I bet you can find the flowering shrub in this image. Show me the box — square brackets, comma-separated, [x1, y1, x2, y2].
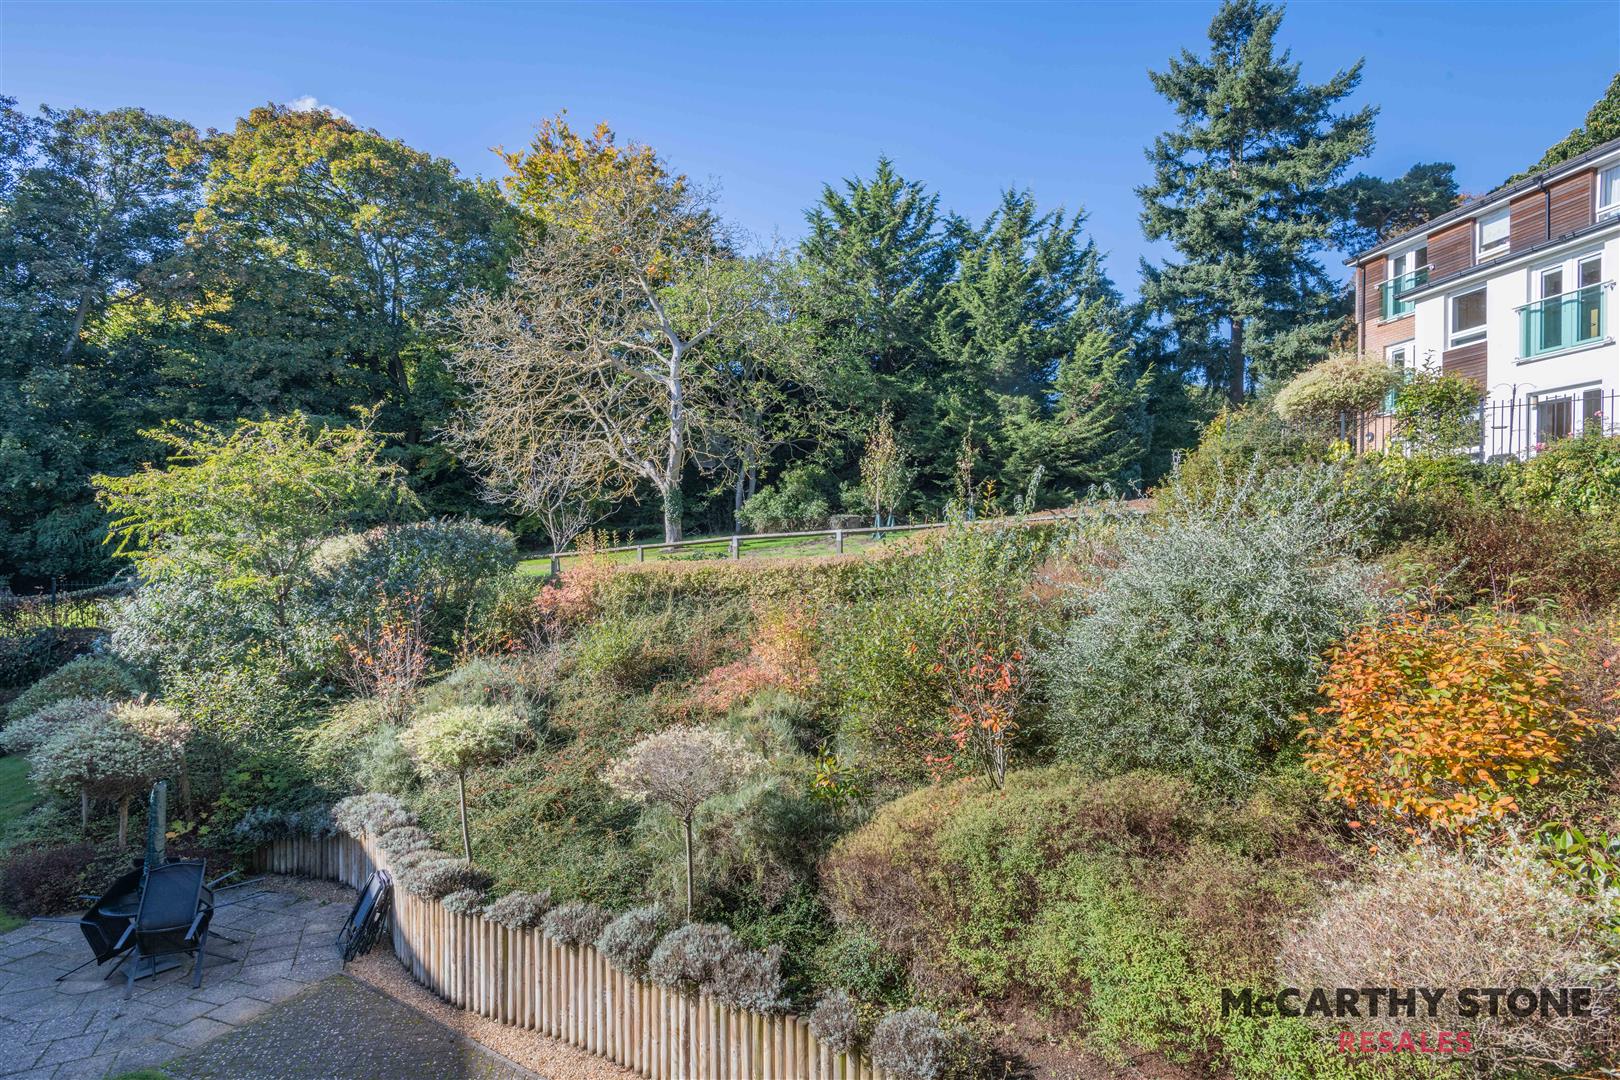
[543, 900, 610, 946]
[596, 904, 670, 976]
[647, 922, 787, 1013]
[1279, 846, 1616, 1073]
[232, 806, 336, 845]
[6, 655, 146, 723]
[332, 793, 415, 836]
[441, 888, 486, 915]
[374, 825, 435, 858]
[1302, 612, 1602, 835]
[395, 857, 491, 900]
[484, 889, 553, 930]
[1504, 428, 1620, 516]
[869, 1008, 947, 1080]
[808, 989, 861, 1053]
[689, 601, 819, 714]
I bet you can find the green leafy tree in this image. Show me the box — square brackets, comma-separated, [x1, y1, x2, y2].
[1138, 0, 1375, 402]
[165, 104, 515, 444]
[0, 99, 201, 578]
[92, 412, 416, 633]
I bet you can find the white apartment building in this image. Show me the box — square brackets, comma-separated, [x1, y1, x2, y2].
[1352, 136, 1620, 456]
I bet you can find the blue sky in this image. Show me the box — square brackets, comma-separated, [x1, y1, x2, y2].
[3, 1, 1616, 292]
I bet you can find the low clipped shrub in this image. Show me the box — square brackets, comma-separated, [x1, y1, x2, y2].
[1047, 464, 1382, 790]
[543, 900, 611, 946]
[332, 793, 417, 837]
[395, 857, 492, 900]
[0, 843, 98, 916]
[6, 655, 145, 723]
[596, 904, 670, 976]
[441, 888, 486, 915]
[646, 922, 787, 1013]
[389, 847, 446, 875]
[808, 989, 861, 1053]
[1504, 428, 1620, 516]
[869, 1008, 947, 1080]
[230, 806, 335, 846]
[416, 657, 549, 724]
[1280, 846, 1617, 1074]
[484, 889, 554, 930]
[0, 697, 111, 755]
[374, 825, 436, 858]
[1303, 611, 1602, 835]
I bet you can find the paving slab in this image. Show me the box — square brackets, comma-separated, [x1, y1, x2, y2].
[0, 882, 349, 1079]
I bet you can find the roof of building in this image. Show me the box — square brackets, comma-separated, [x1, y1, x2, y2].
[1348, 134, 1620, 265]
[1396, 213, 1620, 302]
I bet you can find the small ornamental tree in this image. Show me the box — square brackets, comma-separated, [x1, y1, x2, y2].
[859, 408, 909, 530]
[400, 705, 527, 860]
[604, 725, 765, 916]
[1272, 350, 1402, 428]
[1302, 612, 1603, 836]
[30, 705, 183, 846]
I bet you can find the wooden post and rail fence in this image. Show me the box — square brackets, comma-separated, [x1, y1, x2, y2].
[535, 508, 1090, 575]
[257, 832, 890, 1080]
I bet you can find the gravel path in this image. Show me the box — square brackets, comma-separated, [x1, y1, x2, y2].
[162, 974, 537, 1080]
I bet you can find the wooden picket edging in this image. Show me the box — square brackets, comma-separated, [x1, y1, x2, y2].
[258, 833, 884, 1079]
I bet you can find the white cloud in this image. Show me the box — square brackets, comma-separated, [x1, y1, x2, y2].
[284, 95, 352, 123]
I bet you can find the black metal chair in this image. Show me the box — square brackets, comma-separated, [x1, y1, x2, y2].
[337, 869, 392, 963]
[114, 858, 215, 998]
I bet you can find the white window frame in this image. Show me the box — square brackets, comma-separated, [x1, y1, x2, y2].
[1476, 206, 1511, 260]
[1382, 340, 1415, 413]
[1598, 163, 1620, 221]
[1448, 285, 1488, 347]
[1530, 382, 1606, 445]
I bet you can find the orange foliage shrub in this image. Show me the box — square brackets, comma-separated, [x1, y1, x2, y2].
[689, 601, 819, 714]
[533, 554, 615, 640]
[1302, 612, 1605, 836]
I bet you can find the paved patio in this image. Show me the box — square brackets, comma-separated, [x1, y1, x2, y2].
[0, 883, 349, 1079]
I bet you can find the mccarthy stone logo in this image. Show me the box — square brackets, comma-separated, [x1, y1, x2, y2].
[1221, 986, 1597, 1055]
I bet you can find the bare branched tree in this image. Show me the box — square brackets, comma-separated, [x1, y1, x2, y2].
[448, 169, 791, 544]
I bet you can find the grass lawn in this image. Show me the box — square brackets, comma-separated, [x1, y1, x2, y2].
[517, 529, 914, 576]
[0, 755, 40, 933]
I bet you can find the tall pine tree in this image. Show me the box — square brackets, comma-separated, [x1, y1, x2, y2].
[1138, 0, 1373, 402]
[797, 158, 960, 489]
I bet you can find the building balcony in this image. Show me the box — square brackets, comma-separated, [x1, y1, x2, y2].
[1379, 268, 1427, 319]
[1518, 282, 1611, 359]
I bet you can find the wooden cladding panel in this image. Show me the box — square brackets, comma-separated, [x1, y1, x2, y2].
[1510, 191, 1547, 253]
[1549, 171, 1595, 238]
[1360, 259, 1386, 324]
[1442, 341, 1488, 388]
[1428, 220, 1475, 278]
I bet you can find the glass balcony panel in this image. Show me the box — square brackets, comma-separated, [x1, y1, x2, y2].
[1520, 284, 1608, 358]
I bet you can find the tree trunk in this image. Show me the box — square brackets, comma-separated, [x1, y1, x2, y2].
[1228, 317, 1246, 404]
[117, 796, 130, 850]
[661, 487, 683, 545]
[457, 770, 472, 862]
[682, 816, 695, 919]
